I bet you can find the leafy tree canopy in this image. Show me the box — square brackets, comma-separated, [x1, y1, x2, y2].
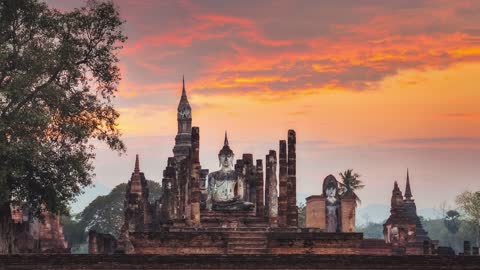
[0, 0, 126, 216]
[444, 210, 461, 234]
[339, 169, 365, 204]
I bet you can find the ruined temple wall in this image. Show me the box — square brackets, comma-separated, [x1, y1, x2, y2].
[128, 232, 227, 255]
[268, 232, 363, 255]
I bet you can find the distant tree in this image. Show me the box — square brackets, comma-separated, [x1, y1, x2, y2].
[0, 0, 127, 222]
[455, 191, 480, 246]
[339, 169, 365, 204]
[70, 181, 162, 243]
[61, 214, 84, 248]
[297, 202, 306, 228]
[357, 222, 384, 239]
[444, 210, 461, 234]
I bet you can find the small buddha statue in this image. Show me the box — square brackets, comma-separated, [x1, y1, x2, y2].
[206, 132, 254, 211]
[323, 175, 341, 232]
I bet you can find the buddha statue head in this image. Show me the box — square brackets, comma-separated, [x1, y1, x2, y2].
[323, 174, 340, 204]
[218, 132, 234, 170]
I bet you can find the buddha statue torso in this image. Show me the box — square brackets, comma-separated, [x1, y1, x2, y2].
[206, 133, 254, 211]
[208, 170, 243, 203]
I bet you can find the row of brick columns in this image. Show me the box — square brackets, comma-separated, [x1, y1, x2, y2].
[265, 130, 297, 227]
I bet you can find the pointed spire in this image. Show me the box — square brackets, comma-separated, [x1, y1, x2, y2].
[130, 154, 143, 195]
[219, 131, 234, 157]
[393, 181, 399, 192]
[134, 154, 140, 173]
[405, 168, 413, 200]
[224, 131, 229, 146]
[182, 75, 186, 97]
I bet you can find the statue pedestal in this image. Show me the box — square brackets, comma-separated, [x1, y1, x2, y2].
[200, 208, 266, 228]
[212, 200, 254, 211]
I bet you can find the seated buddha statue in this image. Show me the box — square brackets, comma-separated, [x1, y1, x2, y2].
[206, 132, 254, 211]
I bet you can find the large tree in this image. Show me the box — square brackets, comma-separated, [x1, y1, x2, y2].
[0, 0, 126, 217]
[455, 191, 480, 246]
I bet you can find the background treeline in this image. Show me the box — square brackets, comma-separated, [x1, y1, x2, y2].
[63, 181, 161, 253]
[357, 217, 478, 253]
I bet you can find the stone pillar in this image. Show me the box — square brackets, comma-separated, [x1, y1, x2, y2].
[200, 169, 209, 209]
[178, 158, 191, 222]
[306, 195, 326, 229]
[161, 158, 177, 221]
[278, 140, 288, 227]
[287, 129, 298, 227]
[340, 197, 356, 232]
[267, 150, 278, 226]
[265, 154, 271, 216]
[464, 241, 471, 255]
[255, 159, 264, 217]
[190, 127, 201, 226]
[88, 230, 98, 254]
[243, 154, 255, 203]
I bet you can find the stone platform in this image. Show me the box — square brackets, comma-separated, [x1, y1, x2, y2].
[127, 226, 386, 255]
[1, 254, 480, 270]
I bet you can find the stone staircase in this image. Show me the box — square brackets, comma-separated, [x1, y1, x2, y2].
[227, 231, 268, 254]
[200, 209, 268, 228]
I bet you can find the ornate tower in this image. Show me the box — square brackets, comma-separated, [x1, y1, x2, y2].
[123, 155, 151, 232]
[173, 76, 192, 160]
[403, 169, 429, 241]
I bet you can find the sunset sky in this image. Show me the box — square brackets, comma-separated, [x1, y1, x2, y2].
[47, 0, 480, 217]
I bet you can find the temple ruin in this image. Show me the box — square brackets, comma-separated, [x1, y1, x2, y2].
[88, 78, 446, 255]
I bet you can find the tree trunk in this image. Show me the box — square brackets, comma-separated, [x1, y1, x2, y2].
[477, 220, 480, 247]
[0, 204, 16, 254]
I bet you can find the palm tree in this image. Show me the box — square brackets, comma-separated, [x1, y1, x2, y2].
[339, 169, 365, 204]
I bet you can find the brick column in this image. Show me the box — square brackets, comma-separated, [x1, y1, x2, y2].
[190, 127, 201, 226]
[255, 159, 264, 217]
[243, 154, 255, 203]
[278, 140, 288, 227]
[265, 153, 271, 216]
[287, 129, 298, 227]
[267, 150, 278, 226]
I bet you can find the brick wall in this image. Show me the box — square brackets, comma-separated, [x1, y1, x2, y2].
[1, 254, 480, 269]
